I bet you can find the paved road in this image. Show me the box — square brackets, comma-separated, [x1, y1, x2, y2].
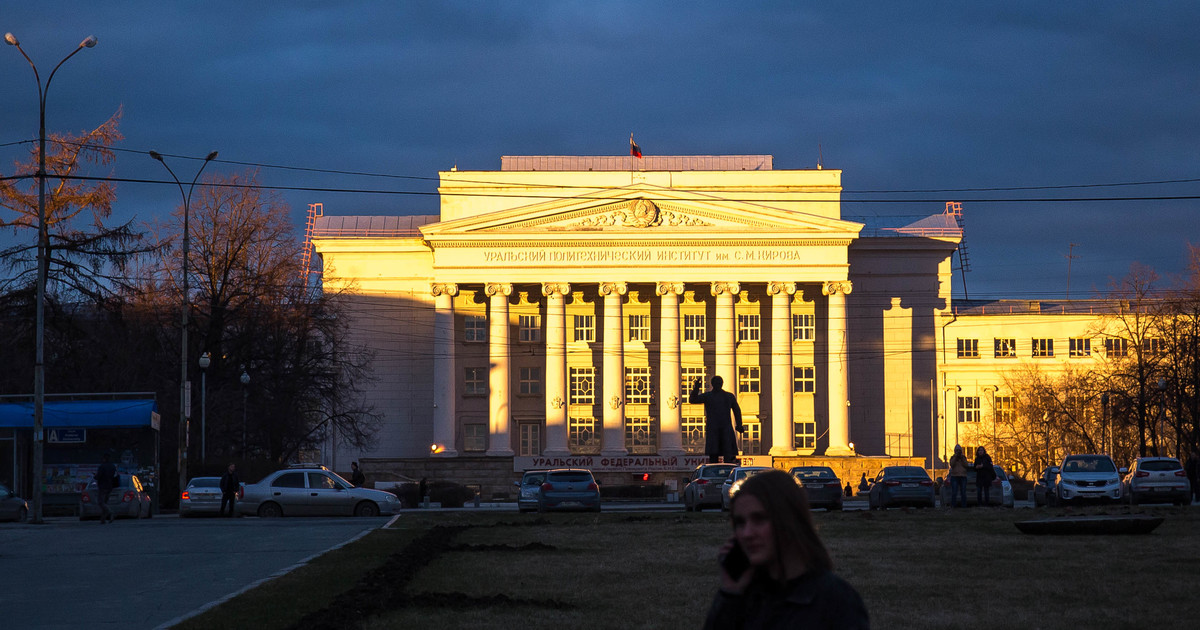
[0, 515, 389, 630]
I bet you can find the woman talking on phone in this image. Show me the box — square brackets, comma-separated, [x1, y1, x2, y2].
[704, 469, 869, 629]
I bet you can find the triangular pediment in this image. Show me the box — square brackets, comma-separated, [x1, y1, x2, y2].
[421, 185, 862, 239]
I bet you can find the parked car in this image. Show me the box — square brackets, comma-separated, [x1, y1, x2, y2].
[1123, 457, 1191, 506]
[788, 466, 844, 511]
[514, 470, 547, 513]
[939, 465, 1014, 508]
[79, 474, 153, 520]
[0, 483, 28, 522]
[1032, 466, 1060, 507]
[683, 463, 736, 512]
[1055, 454, 1124, 505]
[868, 466, 936, 510]
[537, 468, 601, 512]
[237, 466, 401, 517]
[721, 466, 773, 511]
[180, 476, 244, 516]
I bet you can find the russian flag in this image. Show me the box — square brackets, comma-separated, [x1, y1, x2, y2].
[630, 134, 642, 159]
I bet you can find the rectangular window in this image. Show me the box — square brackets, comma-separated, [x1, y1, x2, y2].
[518, 314, 541, 343]
[1105, 338, 1128, 358]
[569, 367, 595, 405]
[683, 314, 707, 342]
[573, 315, 595, 342]
[464, 367, 487, 396]
[519, 423, 540, 457]
[464, 315, 487, 343]
[568, 416, 600, 454]
[1143, 338, 1163, 356]
[682, 367, 706, 397]
[957, 396, 981, 423]
[1069, 338, 1091, 358]
[794, 419, 816, 450]
[738, 366, 760, 394]
[1032, 338, 1054, 358]
[994, 395, 1016, 425]
[994, 338, 1017, 358]
[463, 424, 487, 452]
[519, 367, 542, 395]
[738, 314, 761, 342]
[624, 417, 657, 455]
[885, 433, 912, 457]
[625, 367, 652, 404]
[791, 313, 815, 341]
[628, 314, 650, 342]
[682, 416, 706, 454]
[741, 421, 762, 455]
[957, 338, 979, 358]
[793, 366, 815, 393]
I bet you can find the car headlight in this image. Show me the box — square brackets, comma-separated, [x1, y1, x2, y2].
[386, 494, 398, 502]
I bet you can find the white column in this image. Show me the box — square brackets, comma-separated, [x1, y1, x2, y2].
[823, 280, 854, 456]
[542, 283, 571, 457]
[431, 283, 458, 457]
[486, 283, 514, 456]
[768, 282, 796, 455]
[711, 282, 740, 391]
[657, 282, 685, 457]
[600, 281, 628, 456]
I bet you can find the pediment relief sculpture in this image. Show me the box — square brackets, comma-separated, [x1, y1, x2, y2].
[574, 199, 712, 229]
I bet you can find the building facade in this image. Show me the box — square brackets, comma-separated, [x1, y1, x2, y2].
[312, 155, 964, 485]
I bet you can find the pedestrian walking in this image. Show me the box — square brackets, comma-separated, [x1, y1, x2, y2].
[948, 445, 969, 508]
[689, 376, 744, 465]
[1186, 447, 1200, 504]
[219, 463, 240, 517]
[350, 461, 366, 487]
[705, 469, 869, 629]
[973, 446, 996, 506]
[94, 452, 118, 524]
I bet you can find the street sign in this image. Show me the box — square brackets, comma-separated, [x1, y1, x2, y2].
[47, 428, 86, 444]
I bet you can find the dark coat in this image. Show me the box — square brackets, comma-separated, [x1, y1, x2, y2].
[95, 461, 117, 493]
[220, 470, 241, 495]
[351, 468, 366, 487]
[690, 380, 743, 460]
[974, 453, 996, 483]
[704, 569, 870, 630]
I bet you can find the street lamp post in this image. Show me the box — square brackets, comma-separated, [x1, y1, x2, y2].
[240, 367, 250, 456]
[150, 149, 218, 500]
[199, 352, 210, 467]
[5, 32, 97, 524]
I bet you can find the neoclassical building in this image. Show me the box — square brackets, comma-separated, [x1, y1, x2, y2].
[312, 155, 962, 481]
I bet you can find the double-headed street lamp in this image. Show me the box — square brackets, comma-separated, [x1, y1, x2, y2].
[5, 32, 97, 524]
[150, 150, 218, 500]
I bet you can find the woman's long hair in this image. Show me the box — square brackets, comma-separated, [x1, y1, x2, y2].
[731, 469, 833, 575]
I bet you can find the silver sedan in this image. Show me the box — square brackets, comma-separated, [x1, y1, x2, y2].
[237, 467, 400, 517]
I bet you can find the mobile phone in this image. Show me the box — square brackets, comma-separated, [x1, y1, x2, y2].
[722, 541, 751, 580]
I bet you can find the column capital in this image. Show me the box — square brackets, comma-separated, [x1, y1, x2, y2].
[431, 282, 459, 297]
[821, 280, 853, 296]
[656, 281, 685, 296]
[599, 281, 628, 296]
[485, 282, 513, 297]
[710, 281, 740, 296]
[767, 281, 797, 296]
[541, 282, 571, 297]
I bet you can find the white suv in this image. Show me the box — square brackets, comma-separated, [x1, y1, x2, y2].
[1056, 454, 1124, 505]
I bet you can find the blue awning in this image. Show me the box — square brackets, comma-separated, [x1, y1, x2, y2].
[0, 399, 159, 429]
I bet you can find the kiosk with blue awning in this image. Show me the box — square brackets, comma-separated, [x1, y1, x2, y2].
[0, 396, 160, 515]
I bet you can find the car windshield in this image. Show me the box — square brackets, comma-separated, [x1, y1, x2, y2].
[992, 466, 1007, 480]
[885, 467, 928, 479]
[792, 467, 836, 480]
[547, 471, 593, 483]
[1063, 457, 1116, 473]
[522, 473, 546, 485]
[1140, 460, 1182, 472]
[188, 478, 220, 488]
[735, 468, 768, 481]
[703, 466, 735, 479]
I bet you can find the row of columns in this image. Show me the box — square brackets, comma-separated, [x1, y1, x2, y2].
[430, 281, 853, 458]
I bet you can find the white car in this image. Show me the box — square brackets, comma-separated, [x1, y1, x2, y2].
[238, 466, 400, 517]
[1056, 454, 1124, 505]
[720, 466, 773, 511]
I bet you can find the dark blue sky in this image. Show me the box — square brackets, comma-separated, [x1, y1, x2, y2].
[2, 2, 1197, 299]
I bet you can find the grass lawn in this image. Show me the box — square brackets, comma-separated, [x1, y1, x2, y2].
[177, 505, 1200, 630]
